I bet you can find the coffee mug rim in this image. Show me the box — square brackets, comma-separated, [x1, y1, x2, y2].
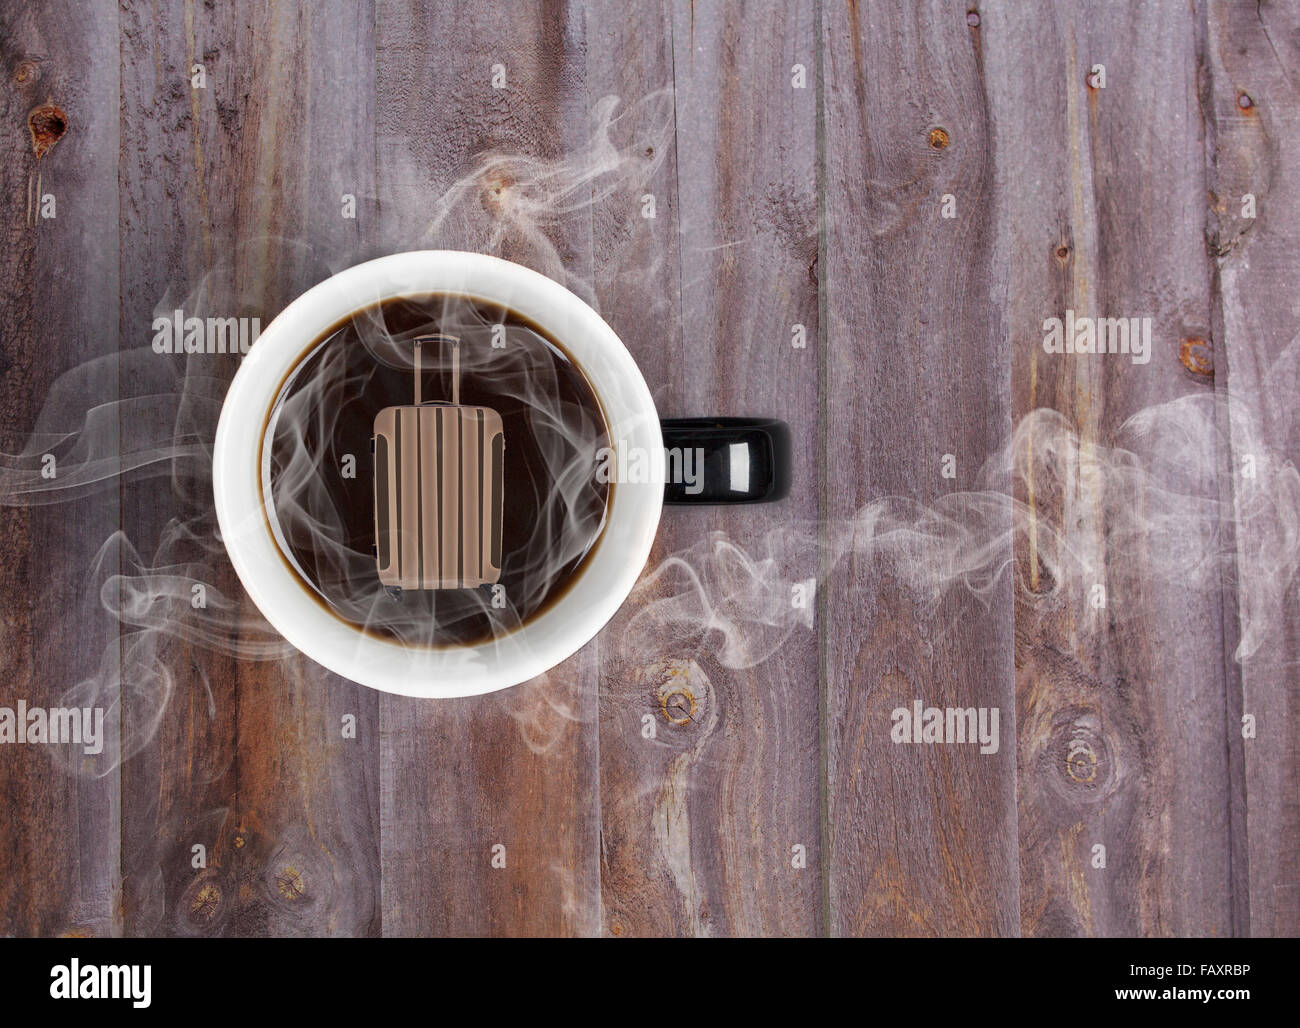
[212, 250, 664, 697]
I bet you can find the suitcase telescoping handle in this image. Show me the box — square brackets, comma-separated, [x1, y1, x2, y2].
[413, 334, 460, 406]
[659, 417, 792, 504]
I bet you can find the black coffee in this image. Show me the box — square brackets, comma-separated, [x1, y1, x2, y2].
[264, 292, 611, 647]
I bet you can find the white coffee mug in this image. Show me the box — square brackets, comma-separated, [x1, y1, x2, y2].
[213, 251, 786, 697]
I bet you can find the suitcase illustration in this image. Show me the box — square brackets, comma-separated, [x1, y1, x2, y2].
[372, 335, 505, 591]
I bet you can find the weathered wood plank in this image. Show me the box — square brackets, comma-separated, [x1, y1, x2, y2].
[982, 0, 1237, 935]
[374, 0, 600, 936]
[590, 0, 822, 936]
[117, 0, 381, 936]
[7, 0, 1292, 942]
[821, 0, 1019, 936]
[582, 0, 688, 935]
[0, 0, 121, 937]
[1201, 0, 1300, 938]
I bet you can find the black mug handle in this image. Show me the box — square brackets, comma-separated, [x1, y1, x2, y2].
[659, 417, 791, 504]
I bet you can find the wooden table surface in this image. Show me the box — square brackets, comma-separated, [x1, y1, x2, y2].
[1, 0, 1295, 937]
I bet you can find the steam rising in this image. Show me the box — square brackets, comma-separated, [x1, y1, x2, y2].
[413, 93, 672, 301]
[266, 296, 611, 646]
[2, 89, 1297, 782]
[621, 392, 1300, 669]
[0, 93, 674, 773]
[0, 348, 213, 505]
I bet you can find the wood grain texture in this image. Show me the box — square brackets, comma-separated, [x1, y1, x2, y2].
[983, 0, 1237, 936]
[0, 0, 121, 938]
[373, 0, 600, 937]
[1, 0, 1297, 939]
[581, 0, 688, 935]
[821, 0, 1019, 936]
[590, 0, 822, 937]
[116, 0, 380, 936]
[1201, 0, 1300, 937]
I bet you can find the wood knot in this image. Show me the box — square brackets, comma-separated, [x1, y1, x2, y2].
[642, 658, 711, 729]
[1237, 92, 1255, 112]
[1179, 336, 1214, 377]
[1065, 737, 1098, 783]
[14, 60, 40, 85]
[480, 169, 516, 213]
[28, 103, 68, 159]
[928, 127, 950, 150]
[660, 685, 697, 725]
[275, 864, 307, 902]
[180, 874, 226, 929]
[966, 10, 980, 28]
[1043, 710, 1116, 799]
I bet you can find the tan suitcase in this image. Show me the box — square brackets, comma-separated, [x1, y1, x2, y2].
[372, 335, 505, 591]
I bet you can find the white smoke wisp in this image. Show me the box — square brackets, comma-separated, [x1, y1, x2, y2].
[409, 91, 674, 302]
[620, 394, 1300, 670]
[0, 348, 212, 505]
[0, 94, 676, 769]
[8, 85, 1294, 777]
[12, 343, 299, 778]
[263, 296, 615, 649]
